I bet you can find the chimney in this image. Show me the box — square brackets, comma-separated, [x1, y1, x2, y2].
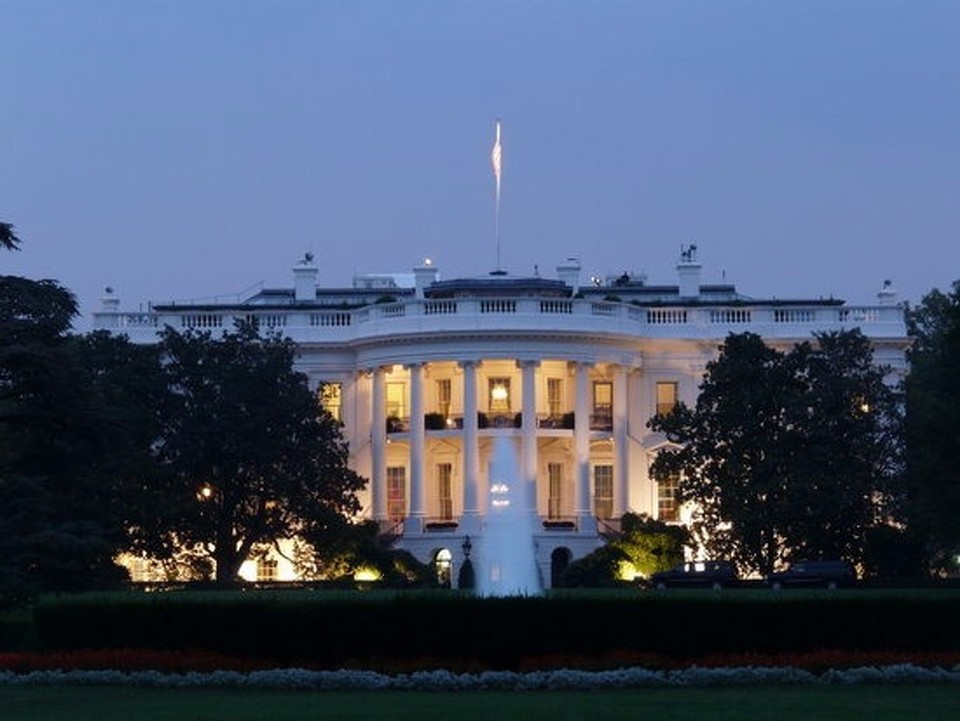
[877, 279, 899, 306]
[556, 257, 581, 294]
[414, 258, 440, 299]
[99, 286, 120, 313]
[293, 254, 318, 302]
[677, 244, 701, 299]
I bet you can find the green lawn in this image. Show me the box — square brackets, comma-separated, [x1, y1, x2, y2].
[2, 685, 959, 721]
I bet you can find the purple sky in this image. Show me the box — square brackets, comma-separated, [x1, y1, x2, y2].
[4, 1, 959, 323]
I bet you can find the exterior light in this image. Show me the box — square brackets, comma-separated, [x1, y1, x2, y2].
[353, 567, 382, 582]
[197, 484, 214, 501]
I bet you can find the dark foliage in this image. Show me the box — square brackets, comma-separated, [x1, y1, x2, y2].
[905, 282, 960, 574]
[650, 331, 904, 576]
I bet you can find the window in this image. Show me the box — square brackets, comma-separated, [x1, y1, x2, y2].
[656, 381, 678, 417]
[387, 466, 406, 521]
[547, 378, 562, 418]
[386, 382, 406, 421]
[488, 377, 511, 413]
[436, 463, 453, 520]
[318, 382, 342, 422]
[436, 378, 452, 419]
[256, 557, 278, 582]
[658, 471, 680, 522]
[548, 462, 564, 519]
[593, 464, 614, 519]
[592, 381, 613, 429]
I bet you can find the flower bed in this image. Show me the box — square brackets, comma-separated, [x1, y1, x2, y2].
[0, 664, 959, 690]
[1, 648, 959, 689]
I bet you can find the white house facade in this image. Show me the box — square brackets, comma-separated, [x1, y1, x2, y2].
[95, 248, 909, 588]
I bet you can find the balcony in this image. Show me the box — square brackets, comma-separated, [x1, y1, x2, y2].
[93, 295, 907, 347]
[589, 411, 613, 431]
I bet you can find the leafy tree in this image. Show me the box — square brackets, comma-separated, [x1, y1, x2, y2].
[142, 323, 366, 585]
[0, 222, 21, 252]
[906, 282, 960, 574]
[785, 331, 904, 564]
[650, 331, 903, 576]
[649, 333, 802, 575]
[0, 276, 164, 599]
[614, 513, 688, 577]
[557, 544, 631, 588]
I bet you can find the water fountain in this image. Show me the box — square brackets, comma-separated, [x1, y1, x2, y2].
[474, 435, 543, 596]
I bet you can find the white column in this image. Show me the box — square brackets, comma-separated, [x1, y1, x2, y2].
[613, 364, 629, 517]
[371, 367, 387, 521]
[573, 362, 594, 530]
[520, 360, 539, 514]
[460, 360, 480, 532]
[407, 363, 425, 531]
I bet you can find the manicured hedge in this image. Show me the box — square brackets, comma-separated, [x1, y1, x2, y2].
[31, 592, 960, 670]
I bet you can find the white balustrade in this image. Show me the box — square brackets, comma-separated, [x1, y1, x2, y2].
[94, 296, 906, 345]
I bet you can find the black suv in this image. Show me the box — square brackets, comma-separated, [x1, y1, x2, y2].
[765, 560, 855, 590]
[648, 561, 738, 590]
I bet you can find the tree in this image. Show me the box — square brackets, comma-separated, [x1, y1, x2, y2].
[0, 222, 21, 252]
[785, 331, 904, 565]
[0, 275, 162, 599]
[614, 513, 688, 578]
[906, 282, 960, 574]
[142, 323, 366, 585]
[649, 333, 801, 575]
[650, 331, 903, 576]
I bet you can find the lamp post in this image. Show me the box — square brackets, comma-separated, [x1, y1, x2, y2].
[458, 535, 475, 590]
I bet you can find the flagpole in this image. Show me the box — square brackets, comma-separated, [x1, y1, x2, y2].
[491, 119, 503, 272]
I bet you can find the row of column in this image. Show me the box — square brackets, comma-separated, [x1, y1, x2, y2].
[369, 360, 629, 530]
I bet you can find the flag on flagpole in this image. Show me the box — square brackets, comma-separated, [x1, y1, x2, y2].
[491, 119, 502, 189]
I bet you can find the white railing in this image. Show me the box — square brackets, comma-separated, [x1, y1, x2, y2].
[94, 297, 906, 344]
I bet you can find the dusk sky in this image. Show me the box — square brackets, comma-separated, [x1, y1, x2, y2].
[4, 1, 959, 323]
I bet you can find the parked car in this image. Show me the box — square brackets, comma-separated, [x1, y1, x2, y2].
[648, 560, 739, 590]
[765, 560, 855, 590]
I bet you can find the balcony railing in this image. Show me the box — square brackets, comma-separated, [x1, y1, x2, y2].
[590, 412, 613, 431]
[94, 296, 906, 345]
[390, 411, 618, 433]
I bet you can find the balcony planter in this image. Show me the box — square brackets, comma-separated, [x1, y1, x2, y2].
[543, 520, 576, 531]
[424, 412, 447, 430]
[425, 521, 459, 532]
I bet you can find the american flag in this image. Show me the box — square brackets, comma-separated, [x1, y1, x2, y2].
[491, 119, 502, 185]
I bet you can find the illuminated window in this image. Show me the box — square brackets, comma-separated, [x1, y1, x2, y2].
[488, 377, 511, 413]
[547, 378, 562, 418]
[658, 471, 680, 522]
[386, 382, 406, 420]
[256, 557, 278, 582]
[436, 379, 452, 419]
[592, 381, 613, 429]
[318, 382, 342, 422]
[548, 462, 564, 519]
[656, 381, 678, 417]
[435, 548, 452, 588]
[593, 464, 614, 519]
[436, 463, 453, 520]
[387, 466, 406, 521]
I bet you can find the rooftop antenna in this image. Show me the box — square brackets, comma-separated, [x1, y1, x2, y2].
[490, 118, 504, 274]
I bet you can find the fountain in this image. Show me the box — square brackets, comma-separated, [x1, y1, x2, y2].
[474, 436, 543, 596]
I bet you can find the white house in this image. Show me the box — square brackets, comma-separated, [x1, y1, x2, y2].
[96, 247, 909, 588]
